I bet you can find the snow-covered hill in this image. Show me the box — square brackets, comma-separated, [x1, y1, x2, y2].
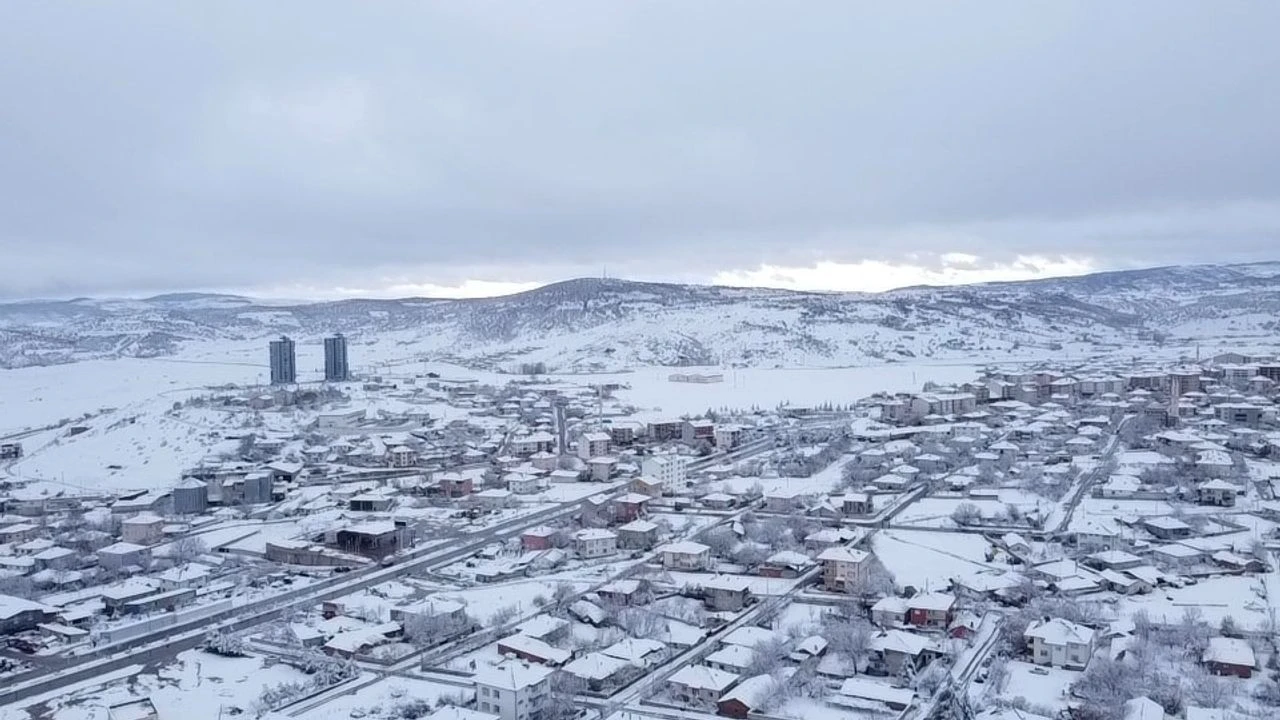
[3, 263, 1280, 371]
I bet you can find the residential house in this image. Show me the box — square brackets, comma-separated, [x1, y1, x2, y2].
[659, 541, 711, 570]
[597, 579, 649, 606]
[435, 471, 474, 498]
[1142, 516, 1193, 540]
[716, 673, 773, 719]
[868, 629, 934, 674]
[155, 562, 213, 590]
[871, 596, 909, 628]
[714, 425, 746, 451]
[841, 493, 873, 516]
[613, 493, 652, 523]
[833, 678, 914, 713]
[805, 527, 858, 551]
[763, 488, 805, 513]
[495, 633, 572, 666]
[642, 454, 689, 493]
[561, 652, 632, 691]
[574, 529, 617, 558]
[602, 637, 665, 668]
[705, 643, 756, 674]
[1196, 479, 1237, 507]
[666, 665, 739, 708]
[1025, 617, 1095, 669]
[1202, 636, 1256, 678]
[817, 546, 870, 592]
[120, 513, 164, 545]
[631, 476, 664, 498]
[760, 550, 813, 578]
[577, 431, 611, 461]
[616, 519, 659, 550]
[702, 575, 753, 611]
[683, 420, 716, 446]
[906, 593, 956, 629]
[97, 542, 151, 571]
[521, 526, 558, 552]
[0, 594, 55, 634]
[473, 659, 554, 720]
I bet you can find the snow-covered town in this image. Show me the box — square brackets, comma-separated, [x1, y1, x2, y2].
[4, 4, 1280, 720]
[6, 335, 1280, 720]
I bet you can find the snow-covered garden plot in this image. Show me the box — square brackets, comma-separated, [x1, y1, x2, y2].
[431, 578, 596, 624]
[291, 676, 472, 720]
[714, 472, 842, 498]
[1118, 575, 1275, 632]
[890, 489, 1053, 529]
[561, 362, 987, 421]
[870, 529, 1003, 591]
[23, 649, 315, 720]
[998, 660, 1079, 715]
[665, 570, 807, 597]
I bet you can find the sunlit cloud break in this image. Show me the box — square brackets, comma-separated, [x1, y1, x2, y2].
[713, 254, 1100, 293]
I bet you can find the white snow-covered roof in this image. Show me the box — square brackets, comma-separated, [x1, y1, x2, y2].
[817, 546, 869, 564]
[617, 519, 658, 533]
[704, 643, 755, 669]
[98, 541, 149, 555]
[1024, 617, 1093, 646]
[659, 541, 710, 555]
[907, 592, 955, 611]
[601, 637, 665, 663]
[837, 677, 914, 706]
[718, 673, 774, 709]
[1202, 636, 1255, 668]
[702, 575, 753, 592]
[666, 664, 738, 692]
[472, 659, 554, 691]
[722, 625, 781, 649]
[0, 594, 53, 620]
[562, 651, 630, 681]
[1143, 516, 1191, 531]
[424, 707, 499, 720]
[1123, 697, 1165, 720]
[869, 629, 930, 656]
[497, 633, 572, 664]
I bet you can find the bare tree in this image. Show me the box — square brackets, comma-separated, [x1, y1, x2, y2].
[951, 502, 983, 527]
[169, 535, 208, 564]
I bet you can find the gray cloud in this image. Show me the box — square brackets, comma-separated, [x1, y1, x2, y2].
[3, 1, 1280, 298]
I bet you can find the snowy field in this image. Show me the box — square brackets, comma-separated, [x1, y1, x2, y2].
[0, 333, 998, 493]
[891, 490, 1054, 529]
[292, 675, 472, 720]
[5, 650, 313, 720]
[1000, 660, 1079, 713]
[1119, 574, 1278, 632]
[870, 529, 1006, 592]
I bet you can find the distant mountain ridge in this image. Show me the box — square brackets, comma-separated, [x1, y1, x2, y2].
[2, 263, 1279, 371]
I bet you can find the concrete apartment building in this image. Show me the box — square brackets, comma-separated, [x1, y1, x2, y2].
[473, 660, 553, 720]
[324, 333, 350, 382]
[269, 336, 297, 385]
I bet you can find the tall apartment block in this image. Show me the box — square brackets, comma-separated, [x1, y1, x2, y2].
[269, 336, 297, 385]
[324, 333, 350, 382]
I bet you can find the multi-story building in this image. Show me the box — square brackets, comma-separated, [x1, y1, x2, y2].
[817, 546, 870, 592]
[473, 660, 553, 720]
[641, 454, 689, 493]
[574, 529, 617, 558]
[269, 336, 297, 385]
[1025, 618, 1094, 669]
[323, 333, 350, 382]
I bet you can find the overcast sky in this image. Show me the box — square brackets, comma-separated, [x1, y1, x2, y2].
[3, 2, 1280, 300]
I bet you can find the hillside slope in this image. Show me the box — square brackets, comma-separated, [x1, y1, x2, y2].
[2, 264, 1279, 371]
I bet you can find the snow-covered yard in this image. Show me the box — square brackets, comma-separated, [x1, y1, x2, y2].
[870, 529, 1004, 591]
